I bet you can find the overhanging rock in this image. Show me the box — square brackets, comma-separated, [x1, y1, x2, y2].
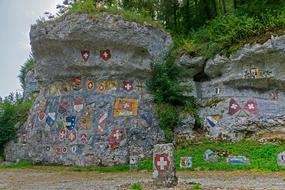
[183, 35, 285, 140]
[5, 13, 173, 166]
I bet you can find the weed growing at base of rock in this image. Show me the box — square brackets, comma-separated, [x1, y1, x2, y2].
[0, 160, 33, 169]
[130, 183, 143, 190]
[192, 183, 202, 190]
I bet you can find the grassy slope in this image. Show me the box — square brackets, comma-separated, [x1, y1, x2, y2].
[68, 0, 161, 27]
[2, 140, 284, 172]
[179, 6, 285, 58]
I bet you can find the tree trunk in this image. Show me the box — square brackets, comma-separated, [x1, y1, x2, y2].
[222, 0, 226, 14]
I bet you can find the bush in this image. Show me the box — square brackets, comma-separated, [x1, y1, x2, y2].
[181, 6, 285, 58]
[0, 93, 33, 156]
[148, 57, 198, 142]
[69, 0, 160, 26]
[19, 56, 34, 89]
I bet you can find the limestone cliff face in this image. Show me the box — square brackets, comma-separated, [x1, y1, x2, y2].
[179, 35, 285, 140]
[5, 13, 172, 166]
[23, 70, 39, 100]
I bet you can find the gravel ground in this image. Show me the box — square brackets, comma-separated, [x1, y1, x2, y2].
[0, 168, 284, 190]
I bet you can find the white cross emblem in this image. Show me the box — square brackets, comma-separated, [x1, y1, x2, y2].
[157, 157, 168, 170]
[83, 53, 89, 59]
[231, 104, 238, 110]
[248, 104, 255, 110]
[103, 52, 109, 58]
[114, 130, 121, 140]
[125, 84, 132, 91]
[123, 103, 131, 109]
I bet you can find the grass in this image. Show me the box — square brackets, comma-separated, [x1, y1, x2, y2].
[70, 165, 129, 172]
[1, 140, 284, 172]
[176, 140, 285, 172]
[192, 183, 202, 190]
[130, 183, 143, 190]
[0, 160, 33, 169]
[137, 140, 285, 172]
[68, 0, 161, 27]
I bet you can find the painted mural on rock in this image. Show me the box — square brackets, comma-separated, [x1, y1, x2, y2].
[191, 36, 285, 140]
[5, 78, 163, 166]
[4, 13, 173, 166]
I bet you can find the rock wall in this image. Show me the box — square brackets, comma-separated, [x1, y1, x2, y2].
[23, 70, 39, 100]
[5, 13, 173, 166]
[180, 35, 285, 140]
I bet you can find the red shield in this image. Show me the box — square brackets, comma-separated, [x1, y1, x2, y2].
[68, 130, 77, 142]
[108, 128, 126, 149]
[123, 81, 134, 92]
[243, 99, 258, 114]
[228, 98, 241, 116]
[154, 153, 170, 173]
[81, 49, 90, 62]
[100, 49, 111, 61]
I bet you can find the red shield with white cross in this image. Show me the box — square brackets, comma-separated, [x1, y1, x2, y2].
[100, 49, 111, 61]
[154, 153, 170, 173]
[81, 49, 90, 62]
[123, 81, 133, 92]
[243, 99, 258, 114]
[108, 128, 126, 149]
[228, 98, 241, 116]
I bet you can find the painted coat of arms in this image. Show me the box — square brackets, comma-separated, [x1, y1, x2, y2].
[113, 98, 138, 117]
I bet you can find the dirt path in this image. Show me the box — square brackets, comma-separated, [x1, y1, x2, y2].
[0, 168, 284, 190]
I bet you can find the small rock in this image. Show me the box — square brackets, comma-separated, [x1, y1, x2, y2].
[277, 151, 285, 166]
[227, 156, 250, 165]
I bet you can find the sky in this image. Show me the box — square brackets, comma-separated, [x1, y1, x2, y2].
[0, 0, 62, 98]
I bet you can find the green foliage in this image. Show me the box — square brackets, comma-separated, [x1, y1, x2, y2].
[181, 6, 285, 58]
[70, 165, 129, 172]
[192, 183, 202, 190]
[19, 56, 34, 89]
[156, 104, 179, 142]
[147, 59, 198, 142]
[0, 93, 33, 156]
[0, 160, 33, 169]
[130, 183, 143, 190]
[69, 0, 97, 14]
[69, 0, 160, 26]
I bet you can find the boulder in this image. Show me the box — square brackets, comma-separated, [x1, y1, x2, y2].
[194, 35, 285, 140]
[277, 151, 285, 166]
[5, 13, 172, 166]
